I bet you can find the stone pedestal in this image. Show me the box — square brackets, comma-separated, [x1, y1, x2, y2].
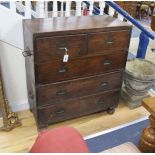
[121, 87, 150, 109]
[122, 59, 155, 109]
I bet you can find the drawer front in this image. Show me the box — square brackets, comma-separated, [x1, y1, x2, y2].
[88, 30, 131, 55]
[35, 51, 127, 84]
[37, 90, 120, 125]
[35, 34, 87, 63]
[36, 71, 122, 106]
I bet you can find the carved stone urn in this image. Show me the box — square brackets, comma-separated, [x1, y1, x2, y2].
[121, 58, 155, 108]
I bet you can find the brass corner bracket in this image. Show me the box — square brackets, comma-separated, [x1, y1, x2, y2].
[0, 100, 22, 132]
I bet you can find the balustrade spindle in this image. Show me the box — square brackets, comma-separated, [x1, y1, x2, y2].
[108, 6, 115, 17]
[99, 1, 105, 15]
[25, 1, 31, 18]
[89, 1, 94, 16]
[76, 1, 82, 16]
[36, 1, 45, 18]
[65, 1, 71, 17]
[82, 2, 87, 9]
[82, 2, 88, 16]
[44, 1, 48, 18]
[118, 13, 124, 21]
[60, 1, 64, 17]
[53, 1, 58, 17]
[10, 2, 16, 13]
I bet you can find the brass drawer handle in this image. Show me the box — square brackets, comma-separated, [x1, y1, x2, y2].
[58, 47, 68, 52]
[56, 109, 65, 114]
[97, 99, 105, 105]
[100, 82, 108, 88]
[58, 67, 68, 73]
[56, 90, 67, 96]
[106, 41, 113, 44]
[103, 60, 112, 65]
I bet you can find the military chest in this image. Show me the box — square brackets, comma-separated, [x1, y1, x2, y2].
[23, 15, 132, 129]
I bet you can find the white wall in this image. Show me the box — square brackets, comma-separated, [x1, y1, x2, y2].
[0, 41, 29, 112]
[0, 5, 24, 49]
[0, 4, 29, 111]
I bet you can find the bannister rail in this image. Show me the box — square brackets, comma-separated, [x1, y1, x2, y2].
[106, 1, 155, 40]
[105, 1, 155, 58]
[84, 1, 154, 40]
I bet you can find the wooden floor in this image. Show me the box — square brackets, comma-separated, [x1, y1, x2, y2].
[0, 99, 150, 153]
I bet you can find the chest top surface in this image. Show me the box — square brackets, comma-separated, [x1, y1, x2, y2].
[23, 15, 131, 36]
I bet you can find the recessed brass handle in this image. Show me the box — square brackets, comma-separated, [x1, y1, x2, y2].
[58, 67, 68, 73]
[97, 100, 105, 105]
[56, 90, 67, 96]
[58, 47, 68, 52]
[100, 82, 108, 88]
[106, 41, 113, 44]
[56, 109, 65, 114]
[103, 60, 112, 65]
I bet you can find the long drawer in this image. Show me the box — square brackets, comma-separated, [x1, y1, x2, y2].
[35, 51, 127, 84]
[88, 30, 131, 55]
[37, 90, 120, 126]
[36, 71, 122, 106]
[35, 34, 87, 63]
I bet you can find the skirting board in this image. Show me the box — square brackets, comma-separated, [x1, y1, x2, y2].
[10, 102, 29, 112]
[0, 102, 29, 119]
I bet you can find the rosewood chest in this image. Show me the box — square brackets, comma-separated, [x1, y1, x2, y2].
[23, 15, 132, 129]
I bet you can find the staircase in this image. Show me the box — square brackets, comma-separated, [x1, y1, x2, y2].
[0, 1, 154, 112]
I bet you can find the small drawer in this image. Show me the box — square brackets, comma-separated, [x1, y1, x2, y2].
[88, 30, 131, 55]
[35, 51, 127, 84]
[35, 34, 87, 63]
[36, 71, 122, 106]
[37, 90, 120, 126]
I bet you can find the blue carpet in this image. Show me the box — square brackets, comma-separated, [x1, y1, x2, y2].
[86, 119, 149, 153]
